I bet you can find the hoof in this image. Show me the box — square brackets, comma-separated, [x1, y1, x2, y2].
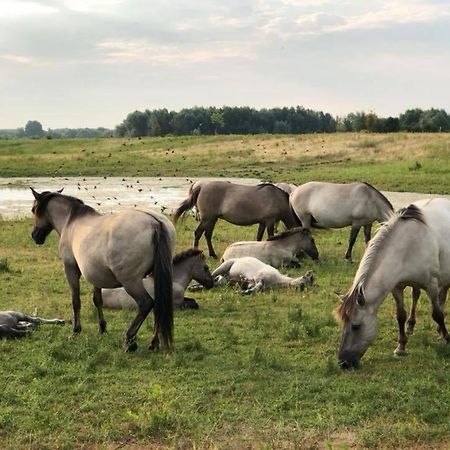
[149, 338, 159, 351]
[406, 328, 414, 336]
[394, 348, 407, 357]
[181, 299, 199, 310]
[73, 325, 81, 334]
[126, 341, 138, 352]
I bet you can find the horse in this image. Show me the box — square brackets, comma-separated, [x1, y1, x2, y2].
[221, 227, 319, 268]
[30, 188, 175, 352]
[211, 256, 314, 295]
[274, 182, 297, 195]
[289, 181, 393, 261]
[0, 311, 65, 339]
[335, 199, 450, 369]
[173, 181, 298, 258]
[102, 248, 214, 310]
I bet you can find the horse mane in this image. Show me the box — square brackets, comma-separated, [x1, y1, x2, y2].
[34, 191, 97, 220]
[267, 227, 304, 241]
[363, 182, 394, 211]
[257, 182, 289, 199]
[172, 248, 203, 265]
[335, 204, 425, 323]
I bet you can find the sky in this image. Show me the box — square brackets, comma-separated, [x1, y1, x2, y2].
[1, 0, 449, 129]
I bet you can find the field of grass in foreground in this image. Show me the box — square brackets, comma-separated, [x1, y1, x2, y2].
[1, 217, 450, 449]
[0, 132, 450, 193]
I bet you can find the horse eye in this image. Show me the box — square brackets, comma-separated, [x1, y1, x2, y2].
[351, 323, 361, 331]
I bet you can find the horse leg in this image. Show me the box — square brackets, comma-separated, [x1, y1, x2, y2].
[406, 286, 421, 335]
[392, 287, 408, 356]
[242, 280, 264, 295]
[436, 287, 449, 338]
[256, 223, 265, 241]
[193, 221, 206, 248]
[180, 297, 199, 309]
[204, 219, 218, 258]
[266, 221, 275, 239]
[122, 282, 154, 352]
[345, 226, 360, 262]
[92, 287, 107, 333]
[20, 315, 65, 326]
[426, 283, 450, 343]
[363, 224, 372, 244]
[64, 262, 82, 333]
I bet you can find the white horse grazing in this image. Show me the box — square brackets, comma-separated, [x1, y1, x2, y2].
[221, 228, 319, 268]
[102, 248, 214, 310]
[335, 199, 450, 370]
[0, 311, 65, 339]
[211, 256, 314, 295]
[290, 181, 393, 261]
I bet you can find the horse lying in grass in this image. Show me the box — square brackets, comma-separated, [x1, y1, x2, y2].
[211, 256, 314, 295]
[335, 199, 450, 370]
[0, 311, 65, 339]
[102, 248, 214, 310]
[30, 188, 175, 352]
[174, 181, 297, 258]
[221, 227, 319, 268]
[290, 181, 393, 261]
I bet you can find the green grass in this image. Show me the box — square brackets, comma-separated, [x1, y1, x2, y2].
[1, 218, 450, 449]
[0, 133, 449, 192]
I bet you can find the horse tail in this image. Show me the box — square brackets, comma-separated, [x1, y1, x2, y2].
[152, 219, 174, 348]
[289, 203, 303, 227]
[173, 184, 202, 223]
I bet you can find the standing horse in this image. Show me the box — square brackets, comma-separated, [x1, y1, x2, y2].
[102, 248, 214, 310]
[173, 181, 297, 258]
[335, 199, 450, 369]
[221, 227, 319, 268]
[30, 189, 175, 352]
[0, 311, 65, 339]
[290, 181, 393, 261]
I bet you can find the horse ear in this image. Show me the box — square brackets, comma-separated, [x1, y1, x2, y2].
[30, 187, 41, 200]
[57, 188, 64, 194]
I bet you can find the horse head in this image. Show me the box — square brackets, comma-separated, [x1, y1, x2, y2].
[30, 188, 63, 245]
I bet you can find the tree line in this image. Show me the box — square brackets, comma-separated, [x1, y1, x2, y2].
[1, 107, 449, 139]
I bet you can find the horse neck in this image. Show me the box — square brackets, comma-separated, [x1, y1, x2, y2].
[172, 258, 195, 291]
[46, 198, 73, 235]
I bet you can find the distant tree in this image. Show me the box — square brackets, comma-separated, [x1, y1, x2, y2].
[24, 120, 44, 138]
[123, 110, 149, 137]
[399, 109, 423, 132]
[210, 110, 224, 134]
[419, 109, 450, 132]
[273, 120, 291, 134]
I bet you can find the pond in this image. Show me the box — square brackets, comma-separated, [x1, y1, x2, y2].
[0, 176, 260, 219]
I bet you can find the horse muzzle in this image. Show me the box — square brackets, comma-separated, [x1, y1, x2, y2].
[31, 229, 47, 245]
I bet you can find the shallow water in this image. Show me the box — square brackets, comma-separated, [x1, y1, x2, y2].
[0, 176, 448, 220]
[0, 176, 260, 219]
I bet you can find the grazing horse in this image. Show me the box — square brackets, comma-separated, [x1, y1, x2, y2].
[335, 199, 450, 369]
[221, 227, 319, 268]
[0, 311, 65, 339]
[30, 189, 175, 352]
[290, 181, 393, 261]
[173, 181, 298, 258]
[211, 256, 314, 295]
[102, 248, 214, 310]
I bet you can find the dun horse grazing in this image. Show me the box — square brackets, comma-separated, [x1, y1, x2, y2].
[0, 311, 65, 339]
[335, 199, 450, 369]
[290, 181, 393, 261]
[102, 248, 214, 310]
[221, 227, 319, 268]
[173, 181, 298, 258]
[30, 189, 175, 352]
[211, 256, 314, 295]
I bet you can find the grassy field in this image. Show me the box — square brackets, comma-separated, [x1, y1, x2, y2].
[1, 133, 450, 449]
[0, 132, 449, 192]
[1, 217, 450, 450]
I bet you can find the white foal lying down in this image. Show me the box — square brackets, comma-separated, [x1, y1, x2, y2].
[221, 227, 319, 268]
[211, 256, 314, 295]
[0, 311, 65, 339]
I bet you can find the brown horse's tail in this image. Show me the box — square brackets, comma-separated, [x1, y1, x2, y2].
[173, 184, 201, 223]
[152, 220, 174, 348]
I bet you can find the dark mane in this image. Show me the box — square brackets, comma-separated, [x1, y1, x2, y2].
[257, 182, 289, 199]
[335, 284, 364, 323]
[172, 248, 203, 265]
[363, 182, 393, 211]
[34, 191, 98, 220]
[397, 204, 426, 224]
[267, 227, 304, 241]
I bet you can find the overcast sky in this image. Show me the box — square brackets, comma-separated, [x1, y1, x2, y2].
[1, 0, 449, 129]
